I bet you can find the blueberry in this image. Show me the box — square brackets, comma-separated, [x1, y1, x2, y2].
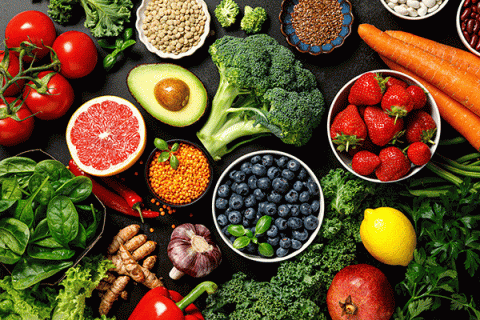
[257, 177, 271, 190]
[279, 237, 292, 249]
[275, 217, 288, 230]
[232, 170, 246, 183]
[247, 175, 258, 189]
[306, 178, 319, 195]
[217, 184, 230, 198]
[299, 191, 311, 203]
[293, 181, 304, 192]
[267, 191, 282, 204]
[240, 161, 253, 174]
[287, 159, 301, 172]
[311, 200, 320, 212]
[297, 168, 308, 180]
[267, 166, 281, 180]
[244, 194, 257, 208]
[265, 202, 277, 216]
[229, 194, 244, 210]
[278, 204, 290, 217]
[262, 154, 274, 167]
[287, 217, 303, 229]
[222, 226, 231, 237]
[228, 210, 242, 224]
[289, 204, 300, 216]
[253, 188, 266, 201]
[272, 177, 289, 194]
[300, 202, 312, 215]
[236, 182, 249, 196]
[244, 242, 256, 254]
[304, 215, 319, 230]
[268, 236, 280, 247]
[217, 214, 228, 226]
[275, 156, 289, 168]
[276, 247, 289, 257]
[252, 163, 266, 176]
[281, 169, 295, 180]
[285, 189, 299, 203]
[242, 217, 251, 227]
[292, 239, 302, 250]
[244, 207, 256, 220]
[228, 170, 238, 180]
[258, 201, 267, 214]
[292, 229, 309, 241]
[266, 224, 279, 237]
[250, 155, 262, 164]
[230, 182, 238, 194]
[215, 197, 228, 210]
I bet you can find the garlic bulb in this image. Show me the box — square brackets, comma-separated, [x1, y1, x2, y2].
[167, 223, 222, 280]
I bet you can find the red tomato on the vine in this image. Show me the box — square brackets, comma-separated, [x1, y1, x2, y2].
[22, 71, 75, 120]
[5, 10, 56, 62]
[52, 31, 98, 79]
[0, 50, 25, 97]
[0, 97, 35, 147]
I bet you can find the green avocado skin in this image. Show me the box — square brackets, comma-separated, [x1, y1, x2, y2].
[127, 63, 208, 127]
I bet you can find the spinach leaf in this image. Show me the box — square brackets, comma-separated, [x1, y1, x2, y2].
[0, 218, 30, 264]
[34, 160, 74, 190]
[47, 195, 79, 247]
[14, 176, 49, 228]
[27, 244, 76, 261]
[70, 224, 87, 249]
[79, 204, 102, 241]
[28, 173, 54, 206]
[11, 257, 73, 290]
[30, 218, 50, 243]
[0, 200, 16, 215]
[55, 176, 92, 203]
[32, 236, 64, 248]
[0, 157, 36, 178]
[1, 176, 23, 200]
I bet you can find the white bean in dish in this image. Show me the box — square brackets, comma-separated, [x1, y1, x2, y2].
[384, 0, 444, 17]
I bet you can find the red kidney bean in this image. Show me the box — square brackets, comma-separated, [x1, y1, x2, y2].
[460, 0, 480, 51]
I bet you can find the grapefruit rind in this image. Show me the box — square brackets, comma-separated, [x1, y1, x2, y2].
[66, 95, 146, 177]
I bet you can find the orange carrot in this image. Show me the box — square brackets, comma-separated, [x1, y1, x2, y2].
[358, 24, 480, 118]
[381, 56, 480, 152]
[385, 30, 480, 78]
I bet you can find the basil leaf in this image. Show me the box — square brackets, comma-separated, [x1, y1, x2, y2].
[170, 155, 179, 170]
[154, 138, 169, 151]
[11, 257, 73, 290]
[258, 242, 274, 257]
[47, 195, 79, 247]
[232, 236, 251, 249]
[255, 215, 272, 235]
[55, 176, 92, 203]
[228, 224, 246, 237]
[158, 151, 171, 163]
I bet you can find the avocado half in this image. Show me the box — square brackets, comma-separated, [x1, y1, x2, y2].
[127, 63, 208, 127]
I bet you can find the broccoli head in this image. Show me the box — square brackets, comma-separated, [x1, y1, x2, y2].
[214, 0, 240, 27]
[197, 34, 325, 160]
[240, 6, 267, 34]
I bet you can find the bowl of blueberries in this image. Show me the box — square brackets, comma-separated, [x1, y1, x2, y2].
[212, 150, 325, 262]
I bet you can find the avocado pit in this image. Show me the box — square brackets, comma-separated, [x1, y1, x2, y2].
[154, 77, 190, 112]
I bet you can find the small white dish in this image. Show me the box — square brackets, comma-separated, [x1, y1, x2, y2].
[379, 0, 449, 21]
[135, 0, 211, 59]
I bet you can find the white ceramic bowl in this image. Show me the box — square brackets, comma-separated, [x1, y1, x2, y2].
[212, 150, 325, 263]
[379, 0, 449, 20]
[135, 0, 211, 59]
[456, 0, 480, 57]
[327, 69, 441, 183]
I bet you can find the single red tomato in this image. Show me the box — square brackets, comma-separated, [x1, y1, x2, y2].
[52, 31, 98, 79]
[22, 71, 75, 120]
[0, 50, 25, 96]
[5, 10, 56, 62]
[0, 97, 35, 147]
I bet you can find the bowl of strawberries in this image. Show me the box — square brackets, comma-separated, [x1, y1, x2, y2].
[327, 69, 441, 183]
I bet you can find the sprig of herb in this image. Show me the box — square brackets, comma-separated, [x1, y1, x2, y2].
[228, 215, 274, 257]
[154, 138, 179, 170]
[97, 28, 136, 72]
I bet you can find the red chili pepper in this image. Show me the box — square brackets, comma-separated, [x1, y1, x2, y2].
[68, 159, 159, 220]
[101, 176, 145, 223]
[128, 281, 217, 320]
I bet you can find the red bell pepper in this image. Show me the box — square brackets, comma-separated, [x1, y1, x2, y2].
[128, 281, 217, 320]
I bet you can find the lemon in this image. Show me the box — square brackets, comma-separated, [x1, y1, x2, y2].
[360, 207, 416, 267]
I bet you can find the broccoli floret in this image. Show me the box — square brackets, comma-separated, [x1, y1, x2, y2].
[214, 0, 240, 27]
[240, 6, 267, 34]
[196, 34, 325, 160]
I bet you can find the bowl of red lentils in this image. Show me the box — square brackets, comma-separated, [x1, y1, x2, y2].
[279, 0, 353, 55]
[135, 0, 211, 59]
[145, 138, 214, 208]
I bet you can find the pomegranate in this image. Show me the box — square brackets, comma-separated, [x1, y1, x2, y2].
[326, 264, 395, 320]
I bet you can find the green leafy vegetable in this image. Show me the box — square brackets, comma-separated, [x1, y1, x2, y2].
[240, 6, 267, 34]
[214, 0, 240, 27]
[0, 218, 30, 264]
[228, 215, 274, 257]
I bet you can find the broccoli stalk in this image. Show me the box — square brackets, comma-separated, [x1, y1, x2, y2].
[240, 6, 267, 34]
[196, 34, 325, 160]
[214, 0, 240, 27]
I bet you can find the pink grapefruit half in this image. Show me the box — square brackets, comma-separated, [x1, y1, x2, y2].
[66, 95, 146, 176]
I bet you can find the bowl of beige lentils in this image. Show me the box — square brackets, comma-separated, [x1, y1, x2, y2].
[136, 0, 211, 59]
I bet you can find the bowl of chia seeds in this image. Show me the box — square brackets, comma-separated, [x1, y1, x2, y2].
[279, 0, 354, 55]
[135, 0, 211, 59]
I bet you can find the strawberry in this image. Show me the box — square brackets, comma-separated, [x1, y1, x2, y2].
[405, 110, 437, 144]
[381, 84, 414, 121]
[330, 104, 367, 152]
[385, 76, 408, 89]
[348, 72, 387, 106]
[406, 85, 427, 110]
[363, 106, 404, 147]
[351, 150, 381, 176]
[406, 141, 431, 166]
[375, 146, 411, 182]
